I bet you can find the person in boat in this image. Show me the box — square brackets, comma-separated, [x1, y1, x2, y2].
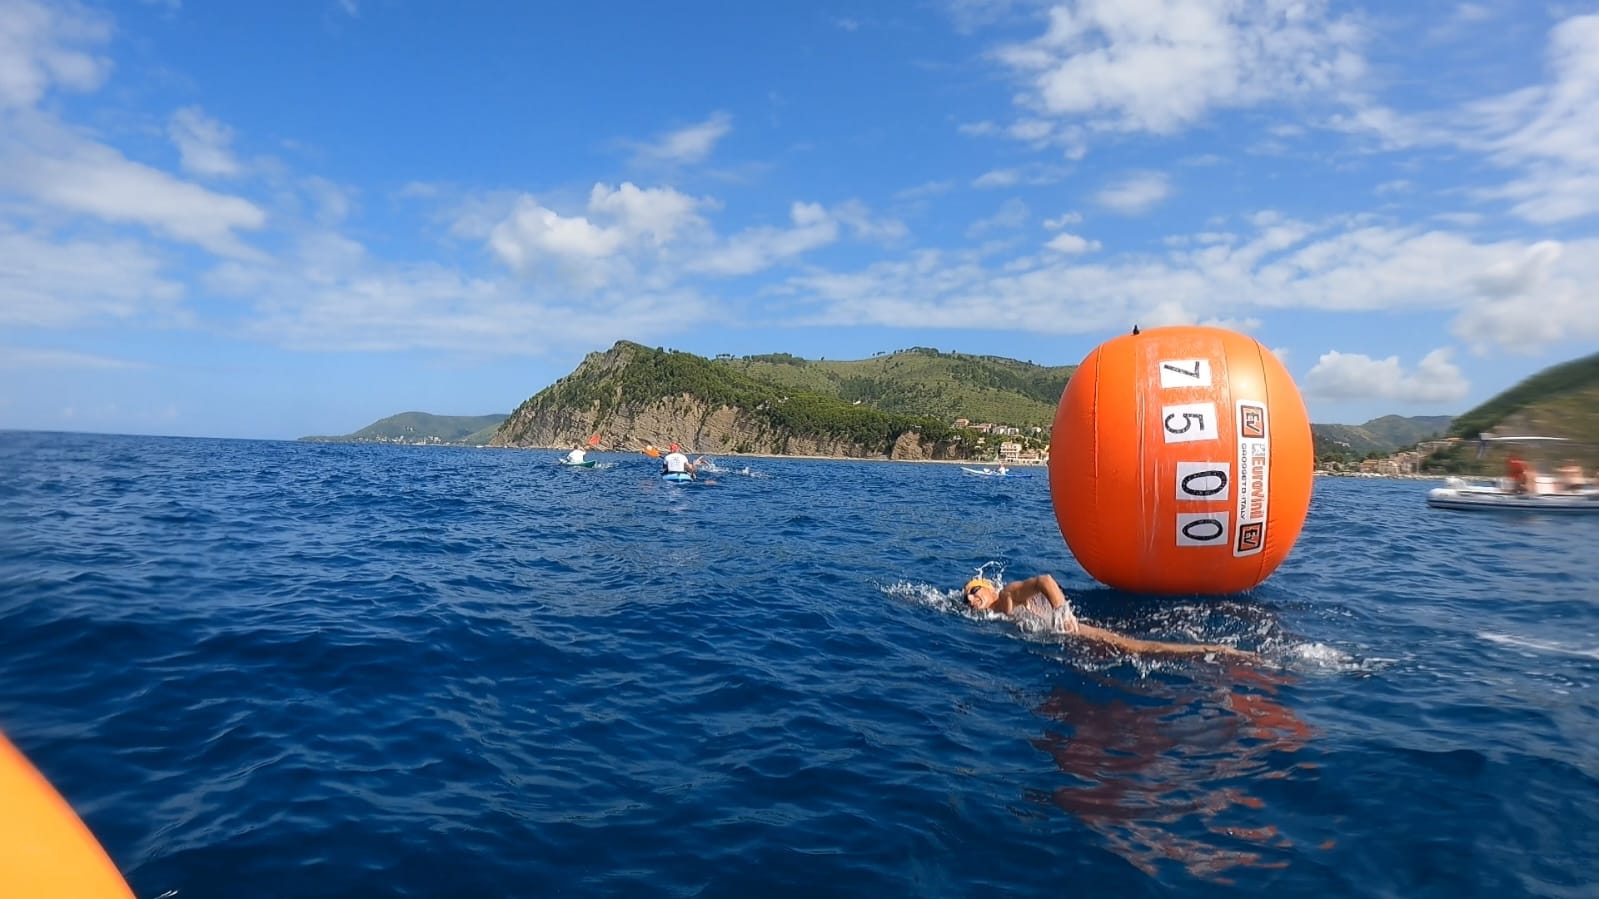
[661, 443, 695, 478]
[996, 463, 1009, 476]
[564, 445, 588, 465]
[1556, 460, 1587, 492]
[1505, 454, 1532, 494]
[962, 575, 1254, 660]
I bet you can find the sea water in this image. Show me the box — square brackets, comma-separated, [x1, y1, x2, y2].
[1, 431, 1595, 898]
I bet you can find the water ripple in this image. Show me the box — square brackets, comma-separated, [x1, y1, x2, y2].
[2, 433, 1597, 898]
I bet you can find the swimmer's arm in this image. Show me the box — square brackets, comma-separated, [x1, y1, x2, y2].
[1074, 624, 1256, 660]
[999, 575, 1067, 610]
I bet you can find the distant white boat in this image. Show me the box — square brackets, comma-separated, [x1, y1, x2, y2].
[1426, 478, 1599, 512]
[1427, 433, 1598, 513]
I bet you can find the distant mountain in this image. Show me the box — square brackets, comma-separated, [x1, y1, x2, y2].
[300, 412, 506, 445]
[490, 342, 990, 459]
[1311, 415, 1454, 456]
[716, 347, 1074, 430]
[318, 348, 1598, 461]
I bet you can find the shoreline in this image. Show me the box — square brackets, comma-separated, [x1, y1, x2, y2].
[416, 442, 1474, 481]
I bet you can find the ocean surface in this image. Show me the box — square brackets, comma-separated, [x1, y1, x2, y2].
[1, 430, 1595, 899]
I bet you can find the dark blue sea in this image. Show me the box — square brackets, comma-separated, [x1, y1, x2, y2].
[2, 431, 1596, 899]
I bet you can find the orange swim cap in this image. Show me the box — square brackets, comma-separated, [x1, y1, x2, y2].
[964, 577, 994, 593]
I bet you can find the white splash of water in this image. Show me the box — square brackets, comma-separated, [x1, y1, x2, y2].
[1480, 632, 1599, 660]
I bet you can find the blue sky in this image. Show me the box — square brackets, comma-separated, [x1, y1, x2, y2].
[3, 0, 1597, 439]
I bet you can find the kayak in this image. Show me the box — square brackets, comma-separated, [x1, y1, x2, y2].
[558, 459, 599, 468]
[1, 733, 135, 897]
[661, 472, 695, 482]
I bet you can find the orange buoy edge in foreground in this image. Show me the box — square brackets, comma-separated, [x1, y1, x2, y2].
[1048, 326, 1314, 595]
[0, 733, 134, 898]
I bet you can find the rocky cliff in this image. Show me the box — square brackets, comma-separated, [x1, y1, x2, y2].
[488, 343, 965, 460]
[491, 392, 961, 459]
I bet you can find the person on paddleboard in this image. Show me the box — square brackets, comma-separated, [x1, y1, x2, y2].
[661, 444, 695, 478]
[962, 575, 1254, 660]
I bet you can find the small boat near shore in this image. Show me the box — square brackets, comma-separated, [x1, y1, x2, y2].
[962, 466, 1029, 478]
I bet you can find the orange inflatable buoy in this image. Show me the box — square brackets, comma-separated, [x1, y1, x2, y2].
[0, 733, 134, 897]
[1048, 326, 1314, 595]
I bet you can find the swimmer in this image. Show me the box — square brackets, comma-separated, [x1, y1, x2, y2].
[963, 574, 1254, 660]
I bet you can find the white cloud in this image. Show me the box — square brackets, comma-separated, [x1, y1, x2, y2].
[0, 346, 147, 369]
[0, 0, 113, 110]
[777, 214, 1599, 356]
[169, 106, 242, 177]
[991, 0, 1367, 138]
[1426, 2, 1497, 44]
[973, 168, 1019, 188]
[486, 182, 708, 284]
[832, 199, 907, 242]
[0, 113, 266, 256]
[0, 225, 185, 327]
[1303, 348, 1469, 404]
[1043, 211, 1083, 229]
[1095, 171, 1170, 214]
[688, 202, 838, 276]
[1045, 232, 1100, 254]
[489, 198, 629, 278]
[302, 175, 354, 225]
[587, 181, 705, 246]
[894, 180, 955, 201]
[484, 184, 851, 286]
[1452, 241, 1599, 353]
[205, 232, 710, 356]
[1468, 240, 1560, 300]
[1467, 14, 1599, 222]
[247, 267, 688, 354]
[1007, 118, 1053, 142]
[967, 198, 1029, 237]
[972, 164, 1068, 189]
[633, 112, 733, 166]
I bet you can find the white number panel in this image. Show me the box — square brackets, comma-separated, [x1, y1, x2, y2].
[1158, 358, 1213, 389]
[1175, 512, 1230, 547]
[1160, 402, 1220, 444]
[1174, 462, 1230, 501]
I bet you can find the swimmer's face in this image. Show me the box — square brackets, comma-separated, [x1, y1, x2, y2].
[964, 583, 996, 610]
